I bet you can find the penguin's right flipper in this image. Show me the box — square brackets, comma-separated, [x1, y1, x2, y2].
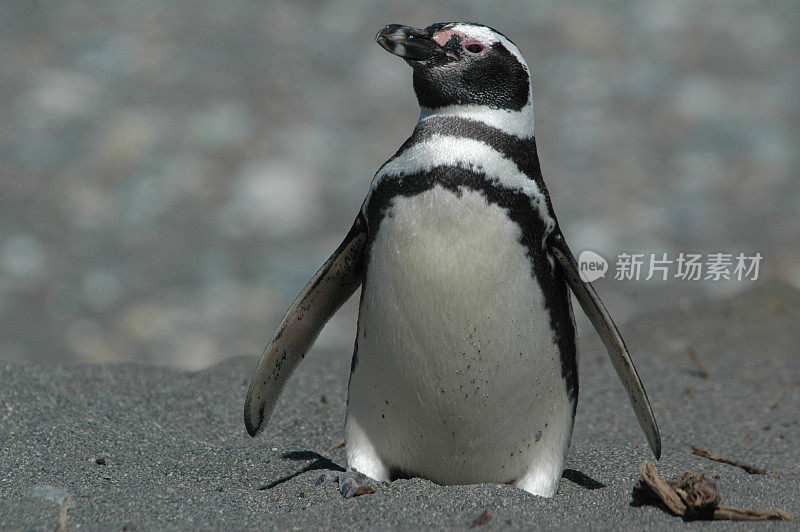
[549, 232, 662, 460]
[244, 214, 368, 437]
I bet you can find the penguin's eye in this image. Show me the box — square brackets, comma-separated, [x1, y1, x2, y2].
[464, 43, 484, 54]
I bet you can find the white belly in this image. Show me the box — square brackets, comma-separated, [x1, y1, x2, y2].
[346, 185, 575, 486]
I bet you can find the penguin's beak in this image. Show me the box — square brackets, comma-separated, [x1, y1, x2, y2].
[376, 24, 441, 61]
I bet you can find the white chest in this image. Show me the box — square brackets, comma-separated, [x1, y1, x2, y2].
[346, 185, 575, 485]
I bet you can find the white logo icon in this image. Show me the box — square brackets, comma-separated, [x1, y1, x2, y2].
[578, 250, 608, 282]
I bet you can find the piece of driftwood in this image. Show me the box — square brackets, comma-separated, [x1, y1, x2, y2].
[634, 461, 793, 521]
[691, 446, 767, 475]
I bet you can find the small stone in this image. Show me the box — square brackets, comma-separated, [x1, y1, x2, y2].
[471, 509, 493, 528]
[353, 486, 376, 497]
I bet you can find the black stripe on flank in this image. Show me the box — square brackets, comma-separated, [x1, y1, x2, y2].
[363, 166, 578, 402]
[346, 334, 359, 407]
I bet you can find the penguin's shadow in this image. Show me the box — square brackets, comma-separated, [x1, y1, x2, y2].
[260, 452, 606, 492]
[562, 469, 606, 490]
[258, 450, 345, 490]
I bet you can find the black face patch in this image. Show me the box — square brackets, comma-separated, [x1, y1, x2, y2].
[412, 41, 530, 111]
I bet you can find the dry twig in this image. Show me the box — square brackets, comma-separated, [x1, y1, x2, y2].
[687, 347, 710, 379]
[55, 496, 73, 532]
[691, 446, 767, 475]
[767, 390, 786, 410]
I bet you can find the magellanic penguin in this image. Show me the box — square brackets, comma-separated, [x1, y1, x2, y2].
[244, 22, 661, 497]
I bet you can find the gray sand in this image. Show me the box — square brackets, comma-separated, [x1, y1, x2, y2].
[1, 280, 798, 529]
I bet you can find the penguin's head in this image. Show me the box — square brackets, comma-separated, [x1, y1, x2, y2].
[376, 22, 532, 114]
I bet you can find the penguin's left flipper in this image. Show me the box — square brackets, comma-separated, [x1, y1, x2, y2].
[244, 214, 368, 437]
[549, 232, 662, 459]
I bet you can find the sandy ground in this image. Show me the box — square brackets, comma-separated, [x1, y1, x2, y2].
[1, 280, 798, 529]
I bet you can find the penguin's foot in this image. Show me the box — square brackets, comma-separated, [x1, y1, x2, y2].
[316, 468, 377, 498]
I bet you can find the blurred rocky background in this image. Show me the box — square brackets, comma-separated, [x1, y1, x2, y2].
[1, 1, 798, 368]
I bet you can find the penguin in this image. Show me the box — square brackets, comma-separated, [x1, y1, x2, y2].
[244, 22, 660, 498]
